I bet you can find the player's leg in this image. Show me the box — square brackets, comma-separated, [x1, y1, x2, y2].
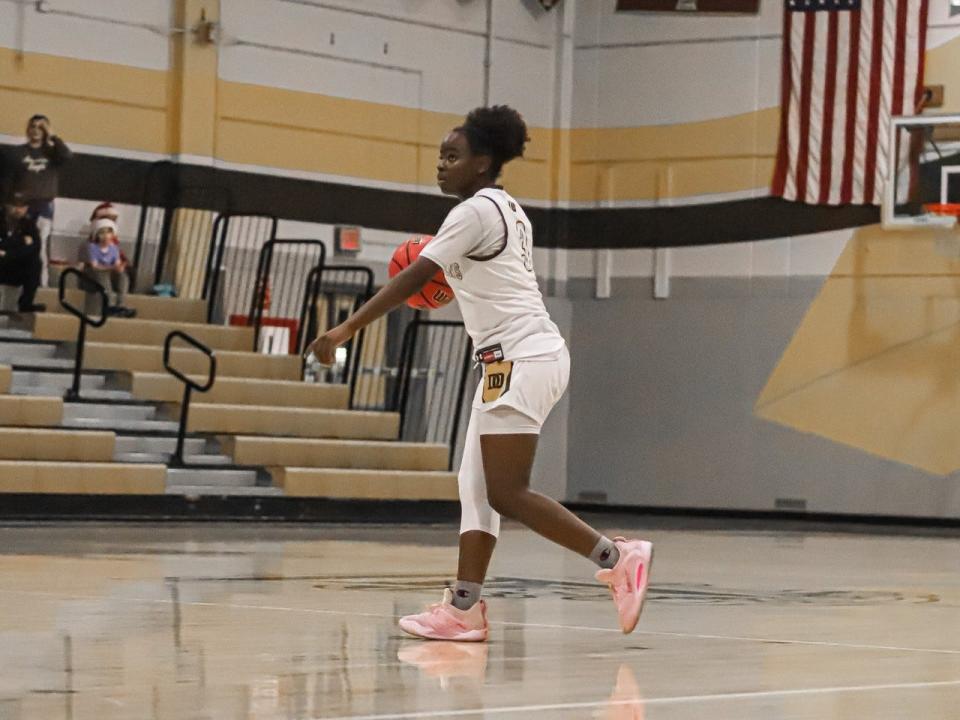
[478, 422, 599, 556]
[453, 407, 499, 604]
[479, 406, 653, 635]
[398, 408, 494, 642]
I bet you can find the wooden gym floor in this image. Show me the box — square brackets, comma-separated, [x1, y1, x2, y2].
[0, 518, 956, 719]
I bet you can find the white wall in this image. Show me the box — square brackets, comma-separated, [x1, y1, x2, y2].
[0, 0, 170, 70]
[218, 0, 560, 124]
[571, 0, 781, 128]
[927, 0, 960, 49]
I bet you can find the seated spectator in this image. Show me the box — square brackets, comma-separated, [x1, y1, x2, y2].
[0, 193, 45, 313]
[86, 202, 131, 267]
[83, 218, 136, 318]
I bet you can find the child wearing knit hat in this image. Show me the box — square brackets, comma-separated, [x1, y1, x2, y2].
[84, 217, 136, 318]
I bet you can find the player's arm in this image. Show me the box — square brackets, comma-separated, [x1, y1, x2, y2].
[307, 256, 439, 364]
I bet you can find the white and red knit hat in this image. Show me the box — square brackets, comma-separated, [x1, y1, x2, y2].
[92, 218, 117, 237]
[90, 202, 119, 221]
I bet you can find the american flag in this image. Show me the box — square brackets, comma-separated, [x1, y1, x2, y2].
[772, 0, 929, 205]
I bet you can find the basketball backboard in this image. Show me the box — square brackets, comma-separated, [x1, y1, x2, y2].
[882, 113, 960, 229]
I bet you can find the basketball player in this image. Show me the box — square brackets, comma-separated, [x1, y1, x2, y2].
[308, 106, 653, 641]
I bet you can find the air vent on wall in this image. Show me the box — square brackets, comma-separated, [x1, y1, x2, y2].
[775, 498, 808, 511]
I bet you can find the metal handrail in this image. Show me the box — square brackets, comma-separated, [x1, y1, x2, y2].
[393, 320, 470, 467]
[132, 160, 174, 291]
[58, 268, 108, 401]
[449, 346, 473, 470]
[133, 161, 231, 294]
[163, 330, 217, 467]
[298, 263, 374, 407]
[203, 213, 279, 323]
[201, 213, 229, 304]
[250, 238, 326, 351]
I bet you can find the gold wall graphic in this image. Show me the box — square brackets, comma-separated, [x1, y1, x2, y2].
[756, 224, 960, 476]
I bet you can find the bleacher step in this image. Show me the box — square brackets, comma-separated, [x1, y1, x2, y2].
[0, 428, 115, 462]
[35, 289, 207, 323]
[125, 372, 349, 409]
[114, 435, 207, 455]
[63, 402, 158, 422]
[1, 357, 73, 370]
[165, 485, 284, 497]
[31, 314, 254, 352]
[186, 405, 400, 440]
[0, 329, 37, 341]
[0, 461, 166, 494]
[272, 468, 459, 500]
[167, 468, 259, 487]
[11, 370, 110, 390]
[82, 343, 302, 381]
[63, 417, 180, 433]
[12, 386, 133, 401]
[0, 341, 60, 362]
[226, 436, 449, 471]
[115, 452, 232, 465]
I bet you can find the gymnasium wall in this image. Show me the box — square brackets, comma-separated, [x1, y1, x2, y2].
[3, 1, 960, 518]
[559, 2, 960, 519]
[5, 1, 955, 267]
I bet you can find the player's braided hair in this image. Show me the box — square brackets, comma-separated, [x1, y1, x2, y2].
[456, 105, 529, 180]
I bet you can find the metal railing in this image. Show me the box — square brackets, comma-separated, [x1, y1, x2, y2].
[250, 239, 326, 353]
[57, 268, 108, 401]
[298, 264, 375, 403]
[163, 331, 217, 467]
[202, 213, 278, 324]
[132, 161, 230, 294]
[393, 319, 472, 469]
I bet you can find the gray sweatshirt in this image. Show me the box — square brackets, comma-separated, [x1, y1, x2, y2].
[4, 136, 73, 202]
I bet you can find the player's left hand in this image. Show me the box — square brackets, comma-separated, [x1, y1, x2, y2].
[307, 323, 353, 365]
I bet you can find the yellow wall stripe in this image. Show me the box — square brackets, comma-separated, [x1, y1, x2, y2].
[1, 31, 957, 202]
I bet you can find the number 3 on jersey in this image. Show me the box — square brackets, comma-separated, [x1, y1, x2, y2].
[516, 221, 533, 273]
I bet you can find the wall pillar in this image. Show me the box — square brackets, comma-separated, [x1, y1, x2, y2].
[167, 0, 220, 163]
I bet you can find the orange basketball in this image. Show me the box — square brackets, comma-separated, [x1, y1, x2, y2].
[389, 235, 455, 310]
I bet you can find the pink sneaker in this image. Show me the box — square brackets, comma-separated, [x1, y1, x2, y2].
[398, 588, 489, 642]
[595, 537, 654, 634]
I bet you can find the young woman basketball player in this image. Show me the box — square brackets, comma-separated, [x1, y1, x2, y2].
[308, 105, 653, 642]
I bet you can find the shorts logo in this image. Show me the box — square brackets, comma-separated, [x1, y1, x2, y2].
[481, 360, 513, 403]
[448, 262, 463, 280]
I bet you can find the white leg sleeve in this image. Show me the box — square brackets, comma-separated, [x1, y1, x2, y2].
[458, 406, 501, 537]
[35, 216, 51, 287]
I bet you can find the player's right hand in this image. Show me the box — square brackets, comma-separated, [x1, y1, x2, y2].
[306, 323, 353, 366]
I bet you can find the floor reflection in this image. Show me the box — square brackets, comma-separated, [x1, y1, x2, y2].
[605, 664, 645, 719]
[397, 641, 489, 690]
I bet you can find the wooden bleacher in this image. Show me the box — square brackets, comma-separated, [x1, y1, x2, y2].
[0, 365, 167, 495]
[0, 282, 460, 506]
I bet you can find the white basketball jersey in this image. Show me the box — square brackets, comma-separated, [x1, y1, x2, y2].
[421, 187, 565, 361]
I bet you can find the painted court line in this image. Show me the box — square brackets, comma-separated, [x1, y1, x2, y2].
[3, 588, 959, 657]
[314, 679, 960, 719]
